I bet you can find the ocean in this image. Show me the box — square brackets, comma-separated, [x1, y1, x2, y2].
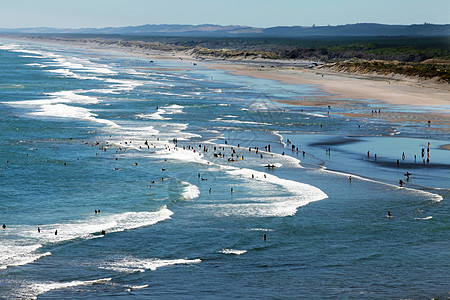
[0, 39, 448, 299]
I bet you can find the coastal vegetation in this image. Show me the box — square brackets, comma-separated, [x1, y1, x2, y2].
[84, 34, 450, 82]
[6, 33, 450, 82]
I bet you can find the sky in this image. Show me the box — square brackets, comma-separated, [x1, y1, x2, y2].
[0, 0, 448, 29]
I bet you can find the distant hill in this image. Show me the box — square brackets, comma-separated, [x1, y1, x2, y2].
[1, 23, 449, 37]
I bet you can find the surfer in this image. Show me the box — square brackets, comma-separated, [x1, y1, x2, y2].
[387, 211, 392, 218]
[55, 230, 58, 235]
[38, 227, 40, 233]
[2, 224, 5, 229]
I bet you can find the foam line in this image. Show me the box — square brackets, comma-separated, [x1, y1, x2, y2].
[0, 207, 173, 270]
[180, 181, 200, 200]
[21, 278, 112, 299]
[322, 169, 443, 202]
[101, 257, 201, 273]
[220, 249, 247, 255]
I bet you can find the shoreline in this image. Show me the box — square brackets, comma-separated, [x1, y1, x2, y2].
[202, 60, 449, 108]
[3, 35, 449, 133]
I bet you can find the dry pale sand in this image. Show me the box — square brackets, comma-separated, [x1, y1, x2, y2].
[205, 63, 450, 108]
[13, 36, 449, 132]
[203, 62, 450, 133]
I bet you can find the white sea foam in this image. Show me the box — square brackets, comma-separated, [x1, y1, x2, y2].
[51, 56, 118, 75]
[2, 91, 98, 106]
[101, 257, 201, 273]
[302, 112, 327, 118]
[29, 103, 120, 127]
[9, 49, 48, 57]
[20, 278, 112, 300]
[125, 285, 149, 292]
[154, 91, 189, 97]
[115, 125, 160, 138]
[213, 118, 269, 126]
[181, 181, 200, 200]
[136, 110, 172, 121]
[166, 104, 184, 112]
[415, 216, 433, 220]
[0, 207, 173, 270]
[46, 68, 78, 78]
[20, 55, 44, 58]
[48, 90, 100, 104]
[52, 57, 85, 69]
[0, 243, 51, 270]
[322, 169, 443, 202]
[105, 78, 143, 91]
[155, 147, 210, 165]
[25, 63, 46, 67]
[137, 105, 185, 121]
[214, 167, 328, 217]
[249, 228, 274, 232]
[220, 249, 247, 255]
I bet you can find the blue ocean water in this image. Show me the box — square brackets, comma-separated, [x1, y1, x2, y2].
[0, 39, 449, 299]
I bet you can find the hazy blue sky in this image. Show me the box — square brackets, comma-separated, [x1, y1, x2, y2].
[0, 0, 448, 28]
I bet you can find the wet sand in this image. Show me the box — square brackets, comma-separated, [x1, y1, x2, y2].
[205, 62, 450, 108]
[9, 35, 450, 132]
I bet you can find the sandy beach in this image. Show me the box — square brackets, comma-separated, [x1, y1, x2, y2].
[206, 62, 450, 107]
[7, 35, 450, 133]
[202, 59, 450, 133]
